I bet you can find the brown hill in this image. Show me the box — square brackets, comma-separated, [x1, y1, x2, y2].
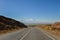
[52, 22, 60, 30]
[0, 16, 27, 30]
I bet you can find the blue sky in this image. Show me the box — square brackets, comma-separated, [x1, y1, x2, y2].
[0, 0, 60, 24]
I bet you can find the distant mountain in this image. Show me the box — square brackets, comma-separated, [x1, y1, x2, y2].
[0, 16, 27, 30]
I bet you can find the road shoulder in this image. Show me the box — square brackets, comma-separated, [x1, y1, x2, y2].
[36, 27, 60, 40]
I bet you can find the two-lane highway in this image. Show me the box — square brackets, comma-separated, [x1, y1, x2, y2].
[0, 27, 55, 40]
[21, 28, 53, 40]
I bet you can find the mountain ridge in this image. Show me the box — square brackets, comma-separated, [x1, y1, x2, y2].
[0, 16, 27, 30]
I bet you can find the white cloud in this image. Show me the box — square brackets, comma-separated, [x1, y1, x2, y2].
[21, 19, 44, 23]
[15, 18, 57, 24]
[25, 18, 34, 22]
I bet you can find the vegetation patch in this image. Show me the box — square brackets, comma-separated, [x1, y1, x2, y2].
[38, 23, 60, 36]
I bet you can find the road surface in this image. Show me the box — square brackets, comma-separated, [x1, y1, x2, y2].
[0, 27, 55, 40]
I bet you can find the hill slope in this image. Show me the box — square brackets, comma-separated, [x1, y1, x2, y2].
[0, 16, 27, 30]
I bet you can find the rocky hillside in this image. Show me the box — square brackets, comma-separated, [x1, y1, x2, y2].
[52, 22, 60, 30]
[0, 16, 27, 30]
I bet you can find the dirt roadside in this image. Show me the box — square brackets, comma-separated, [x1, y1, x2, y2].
[36, 27, 60, 40]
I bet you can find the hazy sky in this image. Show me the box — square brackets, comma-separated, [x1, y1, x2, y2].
[0, 0, 60, 24]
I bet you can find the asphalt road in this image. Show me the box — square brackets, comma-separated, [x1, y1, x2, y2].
[0, 27, 55, 40]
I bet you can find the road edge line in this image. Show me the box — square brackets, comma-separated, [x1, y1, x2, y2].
[38, 28, 56, 40]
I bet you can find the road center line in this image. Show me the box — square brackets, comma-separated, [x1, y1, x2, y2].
[19, 28, 32, 40]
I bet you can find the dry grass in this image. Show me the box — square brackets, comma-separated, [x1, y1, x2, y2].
[0, 27, 23, 35]
[38, 24, 60, 37]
